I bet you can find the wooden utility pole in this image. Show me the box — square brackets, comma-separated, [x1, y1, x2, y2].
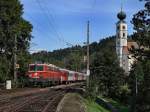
[136, 77, 138, 95]
[14, 34, 17, 87]
[86, 21, 90, 88]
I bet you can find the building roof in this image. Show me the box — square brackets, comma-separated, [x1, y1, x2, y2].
[127, 42, 138, 49]
[123, 42, 138, 54]
[117, 11, 126, 20]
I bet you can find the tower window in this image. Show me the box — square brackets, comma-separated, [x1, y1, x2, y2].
[122, 26, 126, 30]
[123, 33, 125, 37]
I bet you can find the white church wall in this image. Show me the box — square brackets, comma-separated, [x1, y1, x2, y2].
[122, 54, 129, 73]
[128, 55, 135, 71]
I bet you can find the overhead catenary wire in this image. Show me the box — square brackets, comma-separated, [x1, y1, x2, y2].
[24, 15, 60, 52]
[25, 13, 62, 46]
[35, 0, 74, 47]
[28, 1, 66, 49]
[35, 0, 62, 42]
[42, 1, 73, 46]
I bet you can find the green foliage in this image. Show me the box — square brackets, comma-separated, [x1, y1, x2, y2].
[65, 52, 85, 71]
[89, 36, 127, 102]
[32, 36, 129, 103]
[129, 0, 150, 111]
[129, 61, 150, 112]
[101, 97, 129, 112]
[0, 0, 32, 83]
[131, 0, 150, 61]
[118, 84, 130, 104]
[0, 56, 11, 81]
[85, 98, 110, 112]
[31, 36, 117, 72]
[31, 45, 86, 72]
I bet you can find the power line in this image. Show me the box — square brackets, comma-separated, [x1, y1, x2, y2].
[35, 0, 74, 47]
[24, 15, 62, 50]
[25, 13, 61, 45]
[42, 1, 66, 43]
[35, 0, 61, 40]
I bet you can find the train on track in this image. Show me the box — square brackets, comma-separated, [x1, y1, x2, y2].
[27, 63, 86, 86]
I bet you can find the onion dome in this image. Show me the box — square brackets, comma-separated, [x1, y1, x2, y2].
[117, 11, 126, 20]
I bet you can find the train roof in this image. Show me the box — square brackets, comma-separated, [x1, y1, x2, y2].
[59, 68, 85, 75]
[29, 63, 57, 67]
[29, 63, 47, 66]
[29, 63, 86, 75]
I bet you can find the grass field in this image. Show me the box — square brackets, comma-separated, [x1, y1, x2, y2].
[84, 98, 110, 112]
[77, 93, 129, 112]
[101, 97, 129, 112]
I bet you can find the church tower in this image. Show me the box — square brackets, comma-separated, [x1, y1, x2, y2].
[116, 9, 128, 70]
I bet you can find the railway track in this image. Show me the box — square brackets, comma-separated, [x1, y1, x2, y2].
[0, 83, 83, 112]
[0, 91, 49, 112]
[18, 89, 66, 112]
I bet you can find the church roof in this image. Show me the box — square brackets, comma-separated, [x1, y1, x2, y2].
[127, 42, 138, 49]
[123, 42, 138, 54]
[117, 11, 126, 21]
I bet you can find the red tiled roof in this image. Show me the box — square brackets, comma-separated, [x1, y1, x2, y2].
[123, 42, 138, 54]
[127, 42, 138, 49]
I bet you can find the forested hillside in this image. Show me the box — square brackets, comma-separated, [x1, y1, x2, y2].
[31, 36, 116, 72]
[31, 35, 129, 103]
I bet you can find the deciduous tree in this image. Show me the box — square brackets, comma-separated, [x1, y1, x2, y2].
[0, 0, 32, 83]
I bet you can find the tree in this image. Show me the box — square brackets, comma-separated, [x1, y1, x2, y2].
[0, 0, 32, 83]
[90, 50, 126, 99]
[85, 36, 128, 103]
[130, 0, 150, 111]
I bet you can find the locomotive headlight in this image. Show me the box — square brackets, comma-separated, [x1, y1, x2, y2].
[34, 73, 38, 76]
[33, 73, 40, 78]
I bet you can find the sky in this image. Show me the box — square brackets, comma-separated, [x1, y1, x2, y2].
[20, 0, 145, 52]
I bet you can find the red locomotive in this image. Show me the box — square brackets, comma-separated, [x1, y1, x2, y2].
[27, 63, 86, 86]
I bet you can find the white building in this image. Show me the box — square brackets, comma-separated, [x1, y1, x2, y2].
[116, 9, 138, 74]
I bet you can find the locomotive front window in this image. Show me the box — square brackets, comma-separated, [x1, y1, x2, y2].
[30, 65, 36, 71]
[36, 65, 43, 71]
[29, 65, 43, 71]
